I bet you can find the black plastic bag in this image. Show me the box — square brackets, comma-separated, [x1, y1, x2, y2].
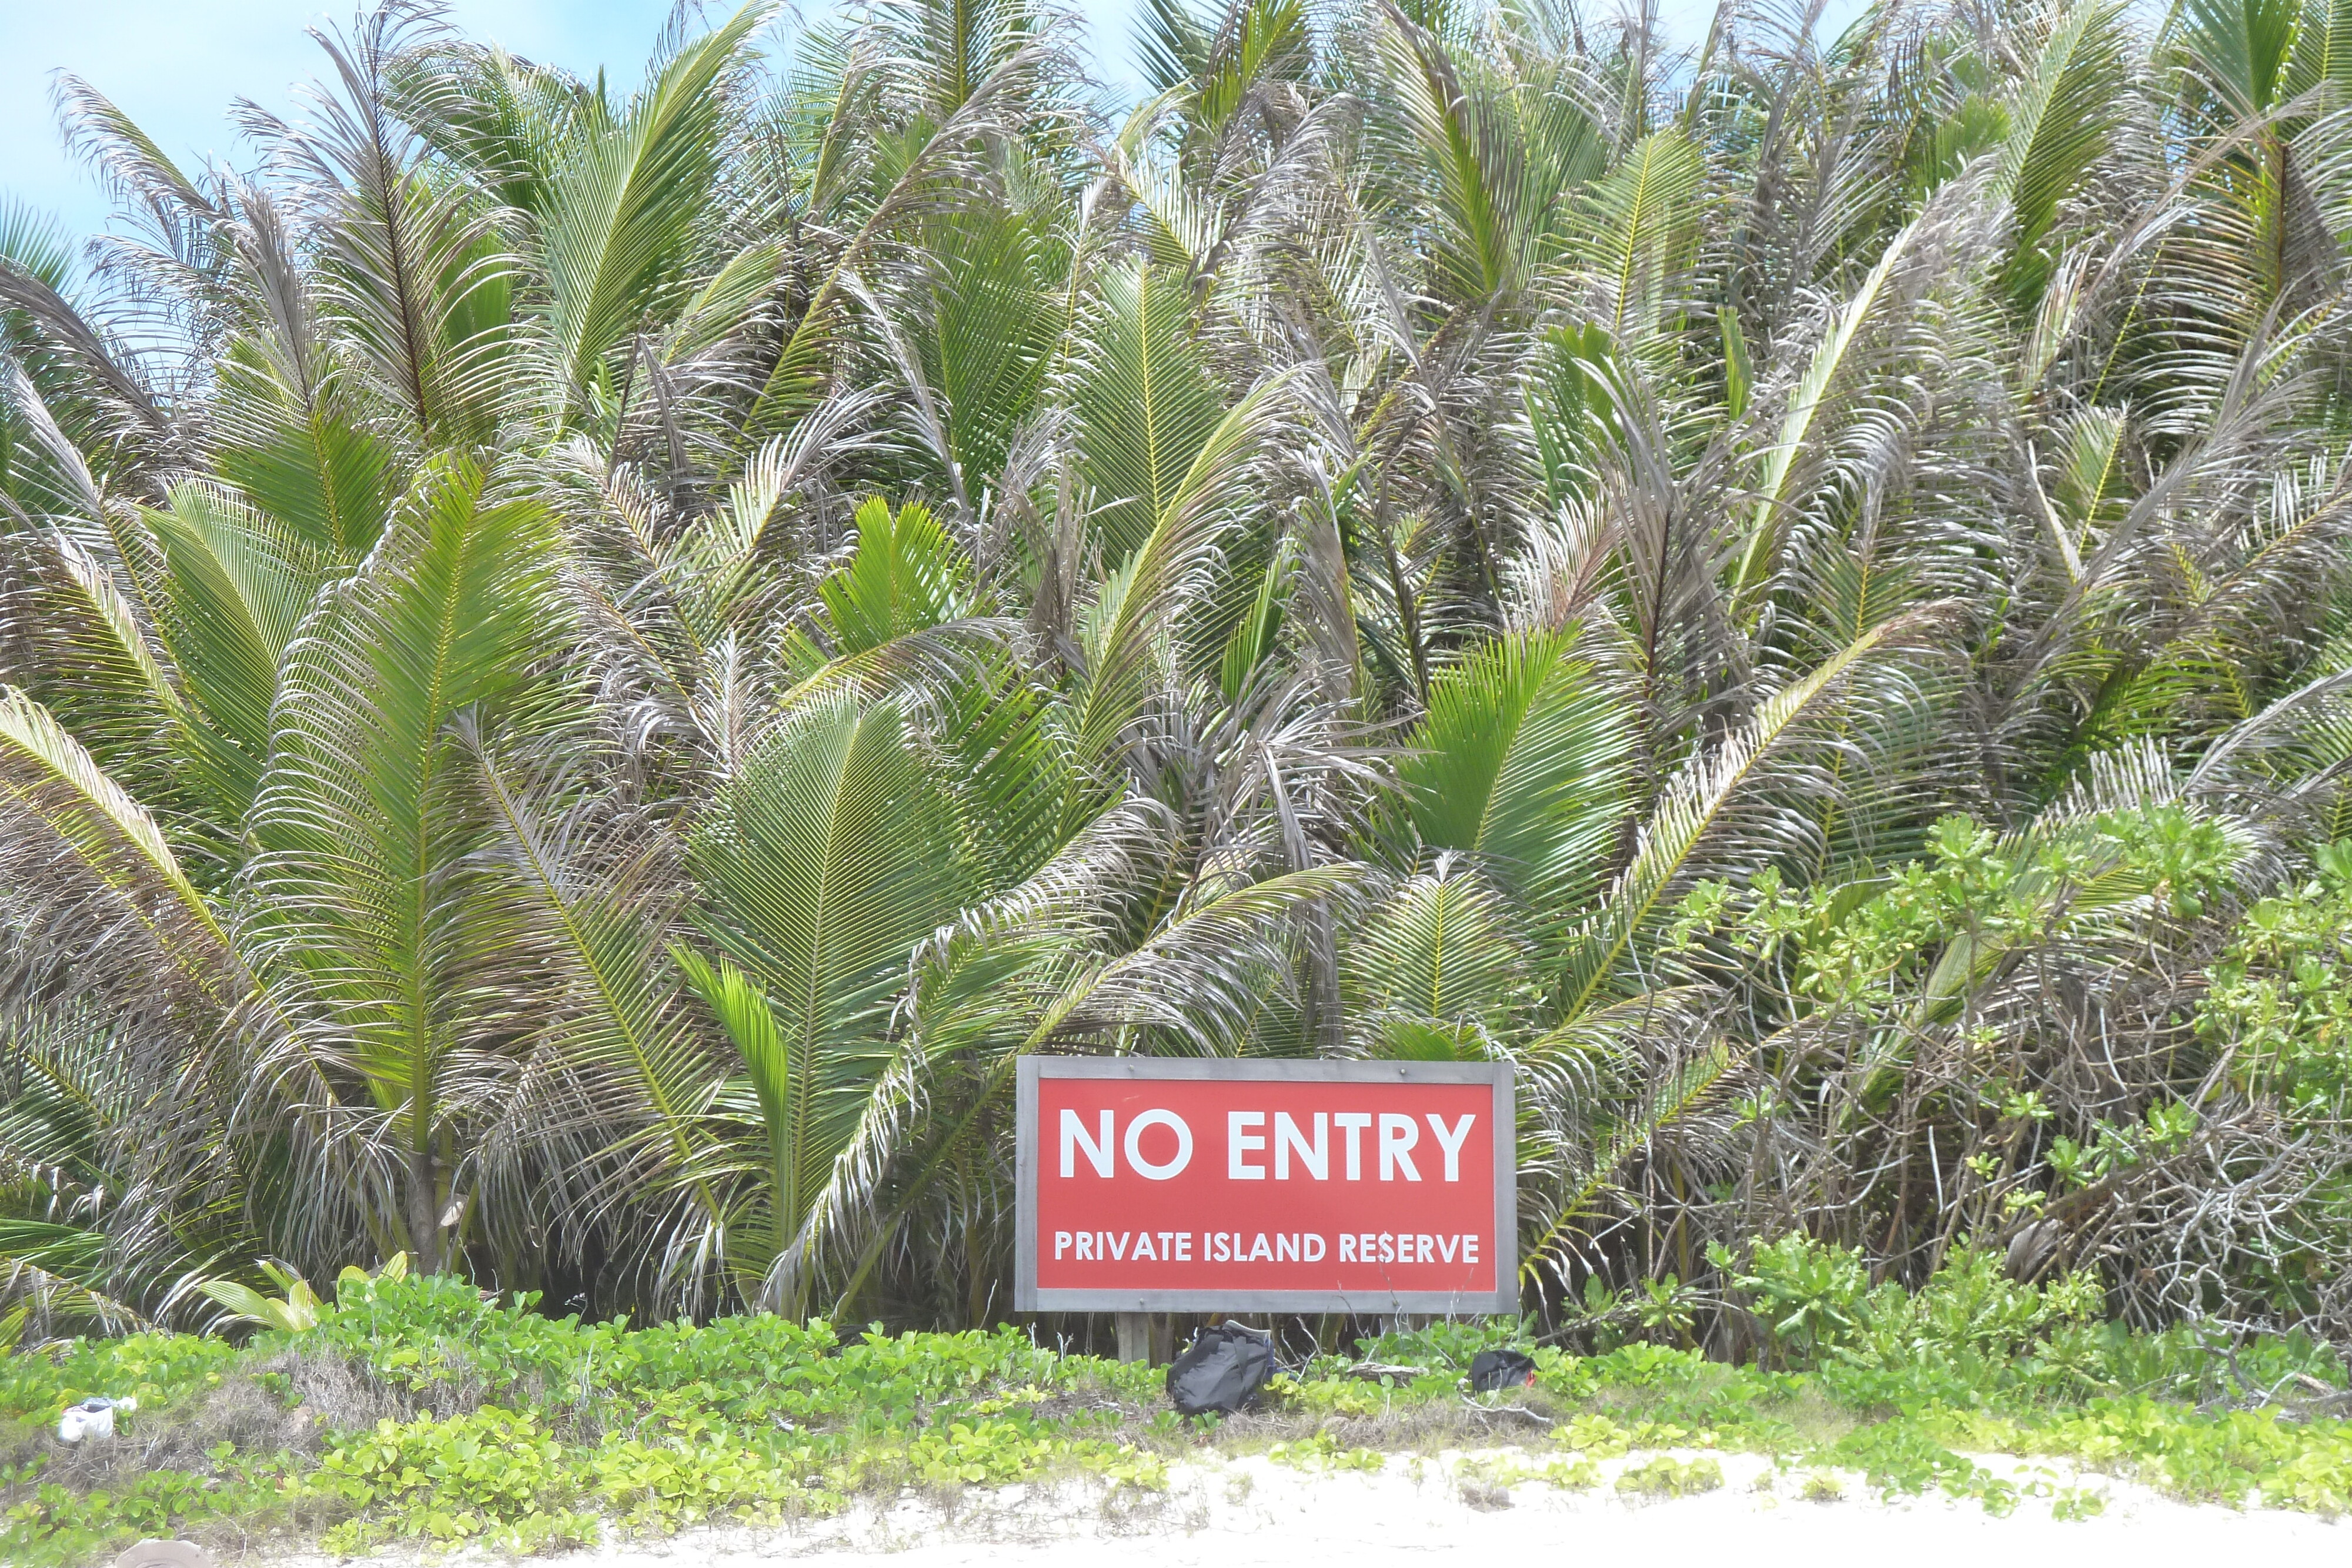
[1468, 1348, 1537, 1393]
[1165, 1323, 1277, 1415]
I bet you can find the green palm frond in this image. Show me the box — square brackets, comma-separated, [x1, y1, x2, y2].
[1374, 1, 1602, 305]
[0, 686, 237, 1002]
[770, 798, 1172, 1305]
[1022, 863, 1364, 1052]
[0, 259, 173, 459]
[283, 2, 519, 445]
[246, 454, 563, 1264]
[1558, 611, 1936, 1020]
[206, 179, 400, 558]
[539, 1, 774, 416]
[2033, 405, 2132, 579]
[674, 948, 791, 1227]
[1059, 372, 1292, 828]
[2286, 0, 2352, 98]
[739, 44, 1048, 451]
[1070, 256, 1227, 564]
[1573, 129, 1706, 350]
[138, 484, 336, 817]
[693, 696, 973, 1029]
[876, 0, 1050, 121]
[1139, 0, 1214, 97]
[1996, 0, 2132, 303]
[1519, 1039, 1737, 1289]
[1141, 0, 1315, 141]
[0, 1246, 153, 1337]
[1341, 864, 1535, 1052]
[0, 526, 198, 808]
[1394, 626, 1632, 930]
[209, 326, 398, 561]
[1734, 213, 1927, 604]
[2174, 0, 2301, 118]
[467, 735, 737, 1306]
[687, 694, 975, 1300]
[902, 199, 1067, 496]
[800, 496, 975, 662]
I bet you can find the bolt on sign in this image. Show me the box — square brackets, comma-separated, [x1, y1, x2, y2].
[1014, 1058, 1515, 1313]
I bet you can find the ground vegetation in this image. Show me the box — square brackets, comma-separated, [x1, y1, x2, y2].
[5, 1263, 2351, 1563]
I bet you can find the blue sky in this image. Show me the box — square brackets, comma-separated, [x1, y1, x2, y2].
[0, 4, 660, 239]
[4, 1, 1134, 243]
[1, 1, 1745, 248]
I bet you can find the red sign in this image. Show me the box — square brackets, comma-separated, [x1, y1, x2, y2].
[1014, 1058, 1515, 1313]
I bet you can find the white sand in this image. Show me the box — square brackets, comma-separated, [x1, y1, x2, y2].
[299, 1446, 2343, 1568]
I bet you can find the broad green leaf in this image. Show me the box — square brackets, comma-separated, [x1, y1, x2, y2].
[689, 696, 973, 1294]
[1071, 256, 1225, 563]
[1575, 130, 1706, 349]
[249, 456, 562, 1124]
[1396, 628, 1631, 924]
[1342, 867, 1532, 1042]
[0, 685, 236, 999]
[539, 1, 773, 413]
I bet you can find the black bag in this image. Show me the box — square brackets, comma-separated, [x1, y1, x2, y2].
[1165, 1323, 1277, 1416]
[1468, 1348, 1538, 1393]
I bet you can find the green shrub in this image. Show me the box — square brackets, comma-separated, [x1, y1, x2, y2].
[7, 1263, 2352, 1560]
[310, 1405, 579, 1550]
[2198, 841, 2352, 1116]
[0, 1333, 241, 1423]
[1832, 1421, 1995, 1500]
[1615, 1455, 1724, 1497]
[1718, 1234, 1872, 1363]
[1, 1464, 290, 1568]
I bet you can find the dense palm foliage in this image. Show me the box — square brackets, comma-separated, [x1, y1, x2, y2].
[5, 0, 2352, 1351]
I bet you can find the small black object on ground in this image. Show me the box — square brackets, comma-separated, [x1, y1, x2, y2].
[1166, 1322, 1278, 1415]
[1468, 1348, 1538, 1392]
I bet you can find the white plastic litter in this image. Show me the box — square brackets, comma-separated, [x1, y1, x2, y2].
[56, 1395, 131, 1443]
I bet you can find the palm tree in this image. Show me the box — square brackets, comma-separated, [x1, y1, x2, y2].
[2, 0, 2350, 1341]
